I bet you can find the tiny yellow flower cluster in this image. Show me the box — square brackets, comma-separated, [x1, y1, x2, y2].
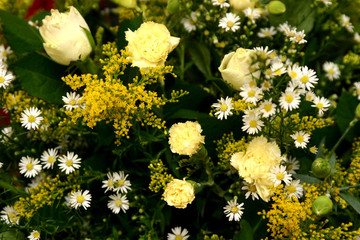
[141, 0, 168, 23]
[343, 138, 360, 194]
[233, 99, 254, 113]
[148, 159, 173, 193]
[291, 114, 334, 134]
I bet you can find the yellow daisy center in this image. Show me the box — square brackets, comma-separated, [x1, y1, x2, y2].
[274, 69, 282, 75]
[264, 104, 272, 112]
[285, 94, 294, 103]
[296, 135, 304, 143]
[117, 179, 124, 186]
[264, 31, 271, 37]
[249, 120, 257, 128]
[265, 69, 272, 76]
[276, 172, 284, 180]
[76, 195, 85, 203]
[290, 71, 297, 79]
[66, 160, 73, 167]
[296, 36, 303, 42]
[287, 185, 296, 193]
[47, 156, 55, 163]
[317, 103, 324, 109]
[28, 115, 36, 123]
[328, 69, 334, 75]
[287, 164, 293, 170]
[2, 51, 7, 57]
[260, 52, 267, 60]
[26, 163, 34, 170]
[33, 232, 40, 238]
[218, 0, 225, 3]
[220, 104, 228, 112]
[231, 206, 239, 213]
[0, 77, 4, 83]
[227, 21, 234, 28]
[249, 185, 257, 192]
[108, 179, 114, 187]
[300, 75, 309, 83]
[310, 147, 317, 153]
[69, 99, 76, 106]
[248, 90, 255, 97]
[175, 235, 183, 240]
[249, 81, 256, 87]
[115, 199, 122, 207]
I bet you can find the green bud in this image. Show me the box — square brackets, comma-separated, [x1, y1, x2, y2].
[267, 1, 286, 15]
[167, 0, 179, 14]
[312, 195, 333, 217]
[355, 103, 360, 119]
[311, 157, 331, 178]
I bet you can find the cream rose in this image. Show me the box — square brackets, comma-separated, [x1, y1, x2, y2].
[230, 136, 283, 201]
[163, 179, 195, 209]
[125, 22, 180, 69]
[219, 48, 260, 90]
[229, 0, 257, 12]
[39, 6, 93, 66]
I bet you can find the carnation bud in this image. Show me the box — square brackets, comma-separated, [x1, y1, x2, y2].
[311, 158, 331, 178]
[312, 195, 333, 217]
[167, 0, 179, 13]
[355, 103, 360, 119]
[267, 0, 286, 15]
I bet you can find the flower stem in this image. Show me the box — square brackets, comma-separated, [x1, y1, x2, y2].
[329, 118, 358, 156]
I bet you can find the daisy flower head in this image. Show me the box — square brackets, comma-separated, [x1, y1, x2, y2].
[1, 205, 20, 225]
[312, 96, 331, 115]
[62, 92, 82, 111]
[257, 26, 276, 38]
[242, 111, 264, 134]
[219, 13, 241, 32]
[113, 171, 132, 194]
[243, 7, 261, 24]
[323, 61, 340, 81]
[269, 165, 292, 187]
[223, 198, 244, 221]
[341, 14, 354, 33]
[279, 88, 301, 111]
[317, 0, 332, 6]
[259, 99, 276, 118]
[264, 68, 273, 79]
[107, 193, 129, 214]
[1, 126, 13, 143]
[355, 82, 360, 100]
[242, 181, 259, 200]
[277, 21, 292, 35]
[290, 30, 307, 44]
[285, 156, 300, 174]
[271, 61, 286, 76]
[19, 156, 42, 178]
[181, 12, 197, 32]
[167, 226, 189, 240]
[20, 107, 43, 130]
[0, 68, 15, 89]
[240, 84, 263, 104]
[261, 80, 272, 91]
[68, 189, 92, 210]
[297, 66, 318, 91]
[212, 96, 234, 120]
[102, 172, 115, 193]
[254, 46, 273, 61]
[290, 131, 310, 148]
[305, 91, 316, 102]
[40, 148, 58, 169]
[309, 145, 318, 154]
[212, 0, 230, 8]
[58, 151, 81, 174]
[0, 45, 13, 61]
[285, 179, 304, 199]
[287, 64, 301, 80]
[28, 230, 40, 240]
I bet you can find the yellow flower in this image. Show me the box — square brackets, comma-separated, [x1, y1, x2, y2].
[230, 136, 282, 201]
[218, 48, 260, 90]
[229, 0, 257, 12]
[168, 121, 205, 156]
[163, 179, 195, 209]
[39, 6, 92, 65]
[125, 22, 180, 69]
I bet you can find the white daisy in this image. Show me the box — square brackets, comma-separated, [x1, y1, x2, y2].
[305, 91, 316, 102]
[28, 20, 40, 29]
[1, 126, 13, 143]
[269, 165, 292, 187]
[40, 148, 58, 169]
[287, 64, 301, 80]
[355, 82, 360, 100]
[181, 12, 197, 32]
[290, 30, 307, 44]
[68, 190, 92, 210]
[341, 14, 354, 33]
[102, 172, 116, 193]
[285, 157, 300, 174]
[242, 181, 259, 200]
[317, 0, 332, 6]
[254, 46, 273, 61]
[309, 145, 318, 154]
[28, 230, 40, 240]
[19, 156, 42, 178]
[279, 89, 301, 111]
[277, 22, 293, 36]
[323, 61, 340, 81]
[290, 131, 310, 148]
[243, 7, 261, 24]
[354, 32, 360, 43]
[0, 205, 20, 225]
[167, 226, 189, 240]
[58, 151, 81, 174]
[62, 92, 82, 111]
[261, 80, 272, 90]
[263, 68, 273, 79]
[285, 179, 304, 199]
[259, 99, 277, 118]
[212, 97, 234, 120]
[240, 84, 263, 104]
[257, 26, 276, 38]
[271, 61, 286, 76]
[20, 107, 43, 130]
[113, 171, 132, 194]
[223, 198, 244, 221]
[107, 193, 129, 214]
[312, 96, 331, 115]
[0, 68, 15, 89]
[297, 66, 318, 90]
[0, 162, 3, 168]
[242, 111, 264, 134]
[219, 13, 241, 32]
[212, 0, 230, 8]
[0, 45, 13, 61]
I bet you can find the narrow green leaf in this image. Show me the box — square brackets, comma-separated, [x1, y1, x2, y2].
[293, 174, 320, 184]
[340, 192, 360, 215]
[13, 53, 70, 104]
[117, 15, 143, 50]
[188, 41, 212, 77]
[329, 153, 336, 169]
[0, 9, 43, 53]
[234, 220, 254, 240]
[81, 26, 95, 50]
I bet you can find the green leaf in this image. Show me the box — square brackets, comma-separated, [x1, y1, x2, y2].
[188, 41, 212, 77]
[293, 174, 320, 184]
[329, 153, 336, 169]
[340, 192, 360, 215]
[0, 9, 43, 53]
[234, 220, 254, 240]
[13, 53, 70, 104]
[81, 26, 95, 50]
[117, 15, 143, 50]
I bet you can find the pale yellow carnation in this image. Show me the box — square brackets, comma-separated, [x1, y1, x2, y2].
[125, 22, 180, 69]
[163, 179, 195, 208]
[229, 0, 257, 12]
[168, 121, 205, 156]
[230, 136, 282, 201]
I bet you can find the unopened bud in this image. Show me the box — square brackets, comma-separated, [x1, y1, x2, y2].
[312, 195, 333, 217]
[311, 157, 331, 179]
[267, 0, 286, 15]
[355, 103, 360, 119]
[167, 0, 179, 14]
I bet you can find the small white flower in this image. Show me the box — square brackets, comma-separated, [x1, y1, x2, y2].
[290, 131, 310, 148]
[167, 226, 189, 240]
[312, 96, 331, 115]
[68, 189, 92, 210]
[62, 92, 82, 111]
[317, 0, 332, 6]
[242, 181, 259, 200]
[242, 111, 264, 134]
[285, 179, 304, 199]
[107, 193, 129, 214]
[28, 20, 40, 29]
[257, 26, 276, 38]
[261, 80, 272, 91]
[212, 97, 234, 120]
[1, 126, 13, 143]
[277, 22, 293, 36]
[28, 230, 40, 240]
[279, 89, 301, 111]
[305, 91, 316, 102]
[181, 12, 197, 32]
[0, 205, 20, 225]
[297, 66, 318, 91]
[102, 172, 116, 193]
[355, 82, 360, 100]
[341, 14, 354, 33]
[223, 198, 244, 221]
[290, 30, 307, 44]
[259, 99, 276, 118]
[0, 45, 13, 61]
[269, 165, 292, 187]
[271, 61, 286, 76]
[219, 13, 241, 32]
[20, 107, 43, 130]
[287, 64, 301, 80]
[285, 156, 300, 174]
[243, 7, 261, 24]
[323, 61, 340, 81]
[309, 145, 318, 154]
[19, 156, 42, 178]
[212, 0, 230, 8]
[240, 84, 263, 104]
[40, 148, 58, 169]
[354, 33, 360, 43]
[58, 151, 81, 174]
[0, 68, 15, 89]
[113, 171, 132, 194]
[254, 46, 273, 61]
[0, 162, 3, 168]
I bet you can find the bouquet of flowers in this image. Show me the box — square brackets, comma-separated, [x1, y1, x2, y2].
[1, 0, 360, 239]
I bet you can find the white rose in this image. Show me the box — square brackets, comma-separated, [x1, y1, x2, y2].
[39, 6, 92, 66]
[218, 48, 260, 90]
[229, 0, 257, 12]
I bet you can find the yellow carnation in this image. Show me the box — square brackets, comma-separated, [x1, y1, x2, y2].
[125, 21, 180, 69]
[230, 136, 283, 201]
[168, 121, 205, 156]
[163, 179, 195, 209]
[229, 0, 257, 12]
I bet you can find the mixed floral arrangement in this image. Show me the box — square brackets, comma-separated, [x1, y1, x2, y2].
[1, 0, 360, 239]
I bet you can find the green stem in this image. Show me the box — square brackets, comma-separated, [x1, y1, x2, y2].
[329, 118, 358, 156]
